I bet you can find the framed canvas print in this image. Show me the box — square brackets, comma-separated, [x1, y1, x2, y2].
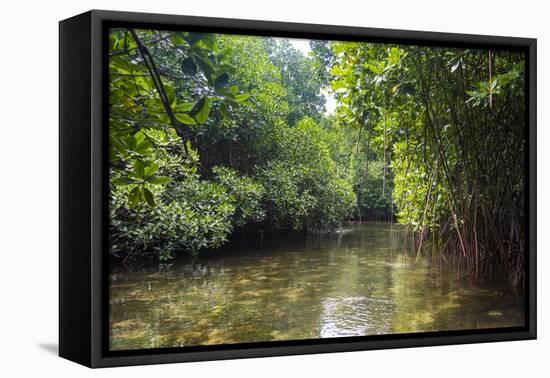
[59, 10, 536, 368]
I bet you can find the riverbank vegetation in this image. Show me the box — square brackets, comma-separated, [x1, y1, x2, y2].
[108, 29, 526, 287]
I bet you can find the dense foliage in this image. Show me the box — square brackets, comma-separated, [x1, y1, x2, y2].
[327, 42, 526, 286]
[108, 29, 526, 286]
[108, 29, 356, 261]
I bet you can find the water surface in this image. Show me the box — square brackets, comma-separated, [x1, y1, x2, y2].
[109, 223, 524, 351]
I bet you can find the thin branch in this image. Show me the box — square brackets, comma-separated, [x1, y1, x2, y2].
[129, 29, 191, 154]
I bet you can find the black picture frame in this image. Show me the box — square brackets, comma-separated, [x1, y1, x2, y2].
[59, 9, 537, 368]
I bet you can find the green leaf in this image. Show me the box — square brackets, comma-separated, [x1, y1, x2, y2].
[219, 101, 228, 117]
[186, 32, 207, 46]
[330, 80, 347, 91]
[329, 65, 344, 76]
[142, 187, 156, 207]
[181, 57, 197, 75]
[146, 176, 170, 185]
[175, 112, 197, 125]
[214, 73, 230, 88]
[231, 93, 250, 103]
[165, 85, 176, 107]
[109, 34, 119, 50]
[134, 131, 146, 145]
[128, 186, 140, 208]
[133, 160, 145, 178]
[217, 62, 237, 75]
[170, 33, 186, 46]
[126, 135, 137, 151]
[193, 55, 214, 79]
[214, 86, 232, 97]
[217, 88, 250, 103]
[175, 102, 194, 112]
[367, 63, 383, 75]
[110, 136, 127, 155]
[135, 137, 153, 154]
[189, 97, 210, 123]
[112, 177, 135, 186]
[144, 162, 159, 177]
[198, 34, 217, 51]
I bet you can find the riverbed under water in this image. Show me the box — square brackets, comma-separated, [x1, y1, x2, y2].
[109, 223, 525, 351]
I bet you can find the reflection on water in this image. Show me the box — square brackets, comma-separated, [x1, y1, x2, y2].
[319, 296, 393, 337]
[109, 223, 525, 351]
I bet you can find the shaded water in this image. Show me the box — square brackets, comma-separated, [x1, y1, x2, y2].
[109, 223, 524, 351]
